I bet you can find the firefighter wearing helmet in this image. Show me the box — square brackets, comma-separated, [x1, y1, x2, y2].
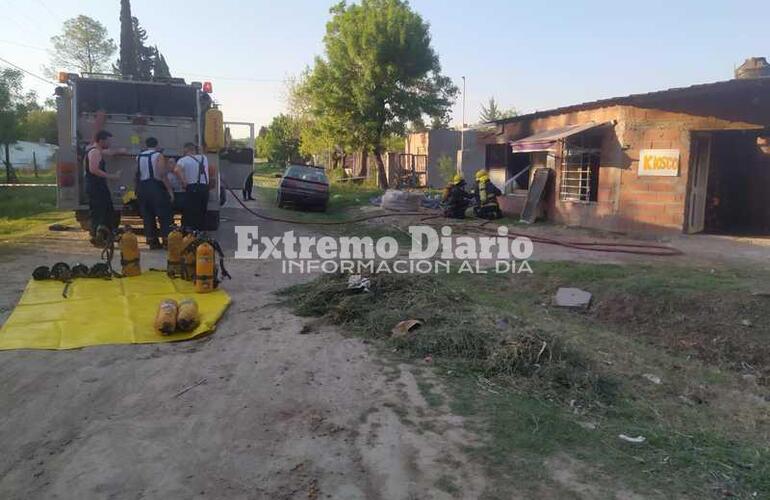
[473, 169, 503, 220]
[441, 173, 473, 219]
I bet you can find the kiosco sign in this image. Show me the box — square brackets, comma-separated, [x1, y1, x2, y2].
[638, 149, 680, 177]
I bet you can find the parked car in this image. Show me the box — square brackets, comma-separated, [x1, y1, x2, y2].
[276, 165, 330, 211]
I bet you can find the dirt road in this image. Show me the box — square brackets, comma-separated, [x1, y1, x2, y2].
[0, 204, 486, 500]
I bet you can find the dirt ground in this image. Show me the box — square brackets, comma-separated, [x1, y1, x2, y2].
[0, 204, 492, 500]
[0, 201, 767, 499]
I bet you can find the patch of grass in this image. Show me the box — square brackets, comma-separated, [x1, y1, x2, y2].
[0, 185, 69, 236]
[281, 264, 770, 498]
[435, 474, 460, 495]
[416, 379, 445, 408]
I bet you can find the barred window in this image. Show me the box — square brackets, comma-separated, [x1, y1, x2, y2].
[560, 135, 602, 202]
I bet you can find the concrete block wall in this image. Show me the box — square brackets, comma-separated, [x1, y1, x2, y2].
[490, 104, 765, 234]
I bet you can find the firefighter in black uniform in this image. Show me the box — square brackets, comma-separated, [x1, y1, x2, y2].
[136, 137, 174, 249]
[84, 112, 127, 245]
[473, 170, 503, 220]
[441, 173, 473, 219]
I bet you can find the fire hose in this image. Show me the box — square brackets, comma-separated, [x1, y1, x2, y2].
[222, 184, 682, 257]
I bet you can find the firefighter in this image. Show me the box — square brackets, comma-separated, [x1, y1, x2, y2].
[473, 170, 503, 220]
[84, 112, 127, 245]
[136, 137, 174, 249]
[442, 173, 473, 219]
[176, 142, 212, 231]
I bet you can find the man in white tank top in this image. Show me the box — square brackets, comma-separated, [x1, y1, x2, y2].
[135, 137, 174, 249]
[175, 142, 212, 231]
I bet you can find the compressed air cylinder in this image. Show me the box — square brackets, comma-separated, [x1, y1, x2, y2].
[167, 228, 184, 278]
[204, 108, 225, 152]
[182, 233, 197, 281]
[120, 229, 141, 277]
[194, 242, 215, 293]
[176, 298, 200, 332]
[154, 299, 179, 335]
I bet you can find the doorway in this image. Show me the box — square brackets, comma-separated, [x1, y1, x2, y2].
[688, 130, 770, 235]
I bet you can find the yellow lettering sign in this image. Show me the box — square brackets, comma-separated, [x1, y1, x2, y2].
[639, 149, 679, 177]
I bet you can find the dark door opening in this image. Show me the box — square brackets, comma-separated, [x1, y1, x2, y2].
[703, 130, 770, 235]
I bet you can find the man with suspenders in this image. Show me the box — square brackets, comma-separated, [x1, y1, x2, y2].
[175, 142, 212, 231]
[84, 111, 127, 245]
[136, 137, 174, 249]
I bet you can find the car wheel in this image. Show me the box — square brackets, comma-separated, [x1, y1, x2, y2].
[276, 191, 284, 208]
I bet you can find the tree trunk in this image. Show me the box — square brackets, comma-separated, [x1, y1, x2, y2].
[374, 148, 388, 189]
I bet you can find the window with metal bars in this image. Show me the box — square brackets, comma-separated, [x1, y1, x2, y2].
[560, 136, 602, 202]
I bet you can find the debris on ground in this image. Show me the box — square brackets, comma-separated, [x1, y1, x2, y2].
[380, 189, 422, 211]
[740, 319, 753, 328]
[299, 324, 314, 335]
[642, 373, 662, 385]
[390, 319, 424, 339]
[347, 274, 371, 292]
[618, 434, 646, 444]
[553, 287, 592, 309]
[48, 223, 72, 231]
[578, 421, 598, 431]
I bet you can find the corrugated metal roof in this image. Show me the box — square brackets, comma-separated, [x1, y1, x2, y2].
[510, 122, 610, 152]
[491, 77, 770, 124]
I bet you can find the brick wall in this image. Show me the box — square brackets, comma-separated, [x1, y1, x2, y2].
[489, 104, 765, 234]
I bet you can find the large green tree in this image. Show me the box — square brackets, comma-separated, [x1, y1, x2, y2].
[21, 109, 58, 145]
[118, 0, 138, 76]
[302, 0, 457, 187]
[49, 15, 116, 74]
[256, 114, 304, 165]
[0, 68, 38, 182]
[117, 0, 171, 79]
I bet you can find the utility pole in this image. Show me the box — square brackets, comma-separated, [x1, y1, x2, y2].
[461, 76, 466, 151]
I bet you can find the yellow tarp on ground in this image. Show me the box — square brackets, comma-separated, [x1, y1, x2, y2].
[0, 271, 231, 350]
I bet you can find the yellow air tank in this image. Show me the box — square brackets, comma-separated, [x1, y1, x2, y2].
[120, 228, 141, 277]
[176, 298, 200, 331]
[195, 241, 215, 293]
[167, 228, 183, 278]
[204, 108, 225, 152]
[182, 233, 197, 281]
[154, 299, 178, 335]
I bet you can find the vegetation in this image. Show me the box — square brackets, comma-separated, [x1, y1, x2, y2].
[255, 115, 304, 165]
[280, 263, 770, 498]
[294, 0, 457, 188]
[116, 0, 171, 79]
[0, 182, 67, 236]
[49, 16, 116, 74]
[479, 96, 517, 123]
[20, 109, 57, 145]
[0, 69, 40, 182]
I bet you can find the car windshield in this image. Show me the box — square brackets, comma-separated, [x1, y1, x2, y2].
[285, 165, 328, 183]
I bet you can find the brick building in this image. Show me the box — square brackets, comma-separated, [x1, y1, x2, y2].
[482, 76, 770, 235]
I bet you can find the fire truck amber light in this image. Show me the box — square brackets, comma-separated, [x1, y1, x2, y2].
[57, 72, 69, 83]
[203, 81, 213, 93]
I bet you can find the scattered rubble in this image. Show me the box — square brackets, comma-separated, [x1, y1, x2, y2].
[642, 373, 662, 385]
[618, 434, 646, 444]
[391, 319, 424, 339]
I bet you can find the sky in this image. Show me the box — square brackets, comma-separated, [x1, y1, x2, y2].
[2, 0, 769, 131]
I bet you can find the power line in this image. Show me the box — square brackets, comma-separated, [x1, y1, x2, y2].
[0, 39, 48, 52]
[0, 56, 57, 86]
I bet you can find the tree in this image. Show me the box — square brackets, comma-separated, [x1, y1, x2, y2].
[118, 0, 138, 77]
[116, 5, 172, 80]
[479, 96, 517, 123]
[256, 114, 304, 165]
[301, 0, 457, 188]
[49, 16, 116, 74]
[20, 109, 58, 145]
[0, 68, 38, 182]
[154, 48, 171, 78]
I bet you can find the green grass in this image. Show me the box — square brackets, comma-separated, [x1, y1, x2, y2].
[280, 265, 770, 498]
[252, 162, 384, 223]
[0, 184, 70, 236]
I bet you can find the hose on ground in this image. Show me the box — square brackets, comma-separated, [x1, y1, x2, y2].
[222, 185, 682, 257]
